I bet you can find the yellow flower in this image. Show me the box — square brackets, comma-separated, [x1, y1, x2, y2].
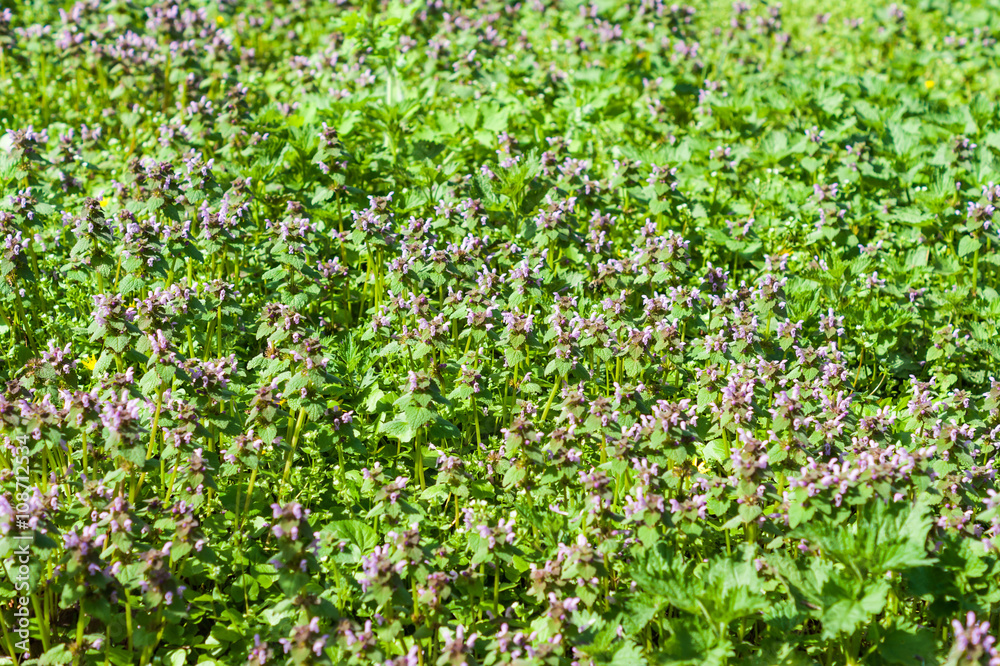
[100, 197, 108, 207]
[83, 355, 98, 371]
[697, 459, 712, 475]
[216, 15, 226, 26]
[925, 80, 935, 89]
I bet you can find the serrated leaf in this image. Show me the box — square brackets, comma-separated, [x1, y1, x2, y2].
[958, 236, 981, 257]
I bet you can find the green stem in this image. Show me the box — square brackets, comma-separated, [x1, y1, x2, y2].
[972, 245, 980, 296]
[240, 467, 258, 530]
[279, 408, 308, 500]
[472, 399, 482, 448]
[493, 562, 501, 616]
[74, 607, 86, 664]
[216, 304, 223, 358]
[131, 387, 165, 502]
[124, 589, 134, 654]
[11, 289, 37, 353]
[139, 608, 164, 666]
[852, 345, 865, 388]
[163, 461, 180, 503]
[81, 431, 89, 479]
[30, 592, 49, 652]
[0, 609, 19, 666]
[540, 375, 563, 423]
[415, 429, 425, 490]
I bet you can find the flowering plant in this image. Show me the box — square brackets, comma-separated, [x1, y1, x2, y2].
[1, 1, 1000, 665]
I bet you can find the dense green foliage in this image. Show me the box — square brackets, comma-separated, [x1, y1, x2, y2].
[0, 0, 999, 665]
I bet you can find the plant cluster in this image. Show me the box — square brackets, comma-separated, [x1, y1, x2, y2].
[0, 0, 999, 664]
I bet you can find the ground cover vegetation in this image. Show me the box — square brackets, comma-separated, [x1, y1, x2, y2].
[0, 0, 999, 664]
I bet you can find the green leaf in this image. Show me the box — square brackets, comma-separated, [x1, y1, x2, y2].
[106, 334, 131, 354]
[620, 596, 666, 635]
[793, 499, 935, 578]
[39, 644, 73, 665]
[93, 350, 114, 375]
[658, 618, 733, 666]
[118, 273, 145, 296]
[505, 347, 527, 368]
[610, 641, 647, 666]
[165, 650, 189, 666]
[428, 415, 461, 439]
[819, 577, 889, 640]
[378, 418, 414, 442]
[139, 368, 162, 394]
[702, 439, 727, 463]
[324, 520, 377, 556]
[877, 620, 938, 666]
[895, 208, 935, 227]
[958, 236, 982, 258]
[502, 465, 525, 489]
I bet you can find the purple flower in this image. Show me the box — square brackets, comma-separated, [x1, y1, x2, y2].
[949, 612, 1000, 666]
[247, 635, 273, 665]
